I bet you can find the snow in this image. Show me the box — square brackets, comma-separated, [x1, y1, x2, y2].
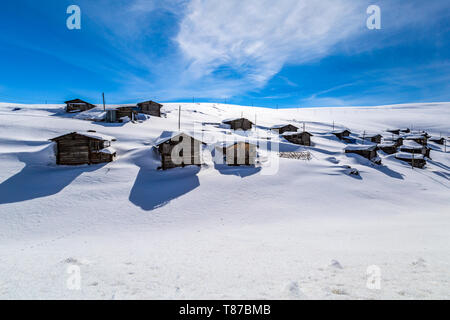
[98, 147, 117, 155]
[395, 152, 425, 160]
[401, 140, 426, 149]
[0, 101, 449, 300]
[77, 132, 117, 142]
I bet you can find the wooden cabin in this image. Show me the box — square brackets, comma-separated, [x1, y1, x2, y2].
[271, 124, 299, 135]
[217, 141, 257, 166]
[404, 135, 428, 146]
[383, 136, 404, 147]
[400, 141, 431, 158]
[50, 132, 116, 165]
[137, 100, 163, 117]
[345, 145, 379, 163]
[332, 130, 351, 140]
[105, 106, 139, 123]
[387, 129, 401, 135]
[282, 132, 313, 146]
[363, 134, 382, 144]
[400, 128, 411, 133]
[395, 153, 426, 168]
[222, 118, 254, 131]
[377, 142, 397, 155]
[155, 132, 204, 170]
[429, 137, 446, 145]
[65, 99, 96, 113]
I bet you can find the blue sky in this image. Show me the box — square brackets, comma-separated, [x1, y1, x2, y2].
[0, 0, 449, 108]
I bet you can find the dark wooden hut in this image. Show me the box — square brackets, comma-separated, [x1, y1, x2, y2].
[271, 124, 299, 135]
[404, 135, 428, 146]
[377, 142, 397, 155]
[363, 134, 382, 144]
[50, 132, 116, 165]
[345, 145, 379, 163]
[387, 129, 401, 135]
[282, 131, 313, 146]
[155, 132, 204, 170]
[429, 137, 446, 145]
[65, 99, 96, 113]
[217, 141, 257, 166]
[106, 106, 139, 123]
[332, 129, 351, 140]
[400, 128, 411, 133]
[137, 100, 163, 117]
[395, 153, 426, 168]
[383, 137, 404, 147]
[222, 118, 254, 131]
[400, 141, 431, 158]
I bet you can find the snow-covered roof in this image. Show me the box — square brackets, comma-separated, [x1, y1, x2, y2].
[332, 129, 351, 134]
[378, 142, 396, 148]
[395, 152, 425, 160]
[401, 140, 425, 148]
[51, 131, 116, 142]
[429, 136, 445, 141]
[363, 133, 382, 138]
[345, 144, 377, 151]
[282, 131, 313, 137]
[155, 131, 204, 146]
[271, 124, 298, 129]
[404, 134, 427, 140]
[80, 132, 117, 141]
[222, 117, 253, 124]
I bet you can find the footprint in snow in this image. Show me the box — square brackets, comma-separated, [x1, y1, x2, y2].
[286, 281, 307, 299]
[412, 258, 427, 267]
[330, 259, 344, 269]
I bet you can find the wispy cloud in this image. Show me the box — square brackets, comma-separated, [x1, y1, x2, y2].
[176, 0, 365, 90]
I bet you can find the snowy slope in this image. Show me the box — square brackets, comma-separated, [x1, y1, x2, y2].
[0, 102, 448, 299]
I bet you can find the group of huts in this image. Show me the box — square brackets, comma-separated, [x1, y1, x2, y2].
[335, 128, 442, 168]
[65, 98, 163, 122]
[52, 101, 445, 170]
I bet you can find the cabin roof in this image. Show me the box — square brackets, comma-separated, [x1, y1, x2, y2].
[64, 99, 93, 105]
[332, 129, 351, 134]
[404, 135, 427, 140]
[222, 117, 254, 124]
[364, 133, 382, 138]
[395, 152, 425, 160]
[155, 131, 204, 146]
[50, 131, 116, 142]
[400, 140, 425, 149]
[429, 136, 445, 141]
[378, 142, 396, 148]
[271, 124, 298, 129]
[137, 100, 163, 107]
[345, 144, 377, 151]
[282, 131, 313, 137]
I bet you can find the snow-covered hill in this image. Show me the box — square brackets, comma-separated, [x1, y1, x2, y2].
[0, 102, 448, 299]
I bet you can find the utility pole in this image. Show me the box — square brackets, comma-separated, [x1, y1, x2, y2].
[102, 93, 106, 111]
[363, 131, 366, 144]
[178, 105, 181, 131]
[332, 121, 335, 131]
[303, 122, 306, 132]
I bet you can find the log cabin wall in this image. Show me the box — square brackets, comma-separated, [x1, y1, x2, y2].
[158, 136, 202, 170]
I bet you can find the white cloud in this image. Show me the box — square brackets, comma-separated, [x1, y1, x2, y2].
[175, 0, 365, 89]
